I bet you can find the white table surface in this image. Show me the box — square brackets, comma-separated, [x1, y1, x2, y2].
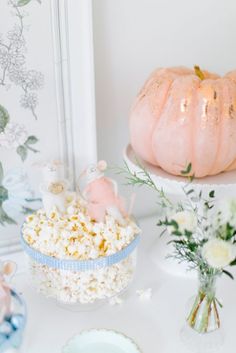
[3, 216, 236, 353]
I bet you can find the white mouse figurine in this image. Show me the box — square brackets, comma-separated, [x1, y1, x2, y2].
[81, 160, 127, 223]
[40, 161, 68, 216]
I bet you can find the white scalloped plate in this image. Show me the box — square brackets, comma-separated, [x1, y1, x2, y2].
[124, 144, 236, 197]
[63, 329, 142, 353]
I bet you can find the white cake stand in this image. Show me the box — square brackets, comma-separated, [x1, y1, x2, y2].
[124, 144, 236, 278]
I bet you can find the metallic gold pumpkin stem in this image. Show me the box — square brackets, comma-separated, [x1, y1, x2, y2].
[194, 65, 205, 80]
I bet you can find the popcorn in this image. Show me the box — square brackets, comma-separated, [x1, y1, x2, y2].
[67, 205, 76, 215]
[23, 196, 140, 261]
[109, 296, 123, 306]
[136, 288, 152, 301]
[27, 254, 136, 304]
[22, 194, 140, 304]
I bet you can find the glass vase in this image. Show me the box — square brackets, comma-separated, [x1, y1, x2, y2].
[187, 271, 220, 334]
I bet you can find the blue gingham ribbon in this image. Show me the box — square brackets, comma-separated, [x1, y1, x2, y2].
[20, 232, 140, 272]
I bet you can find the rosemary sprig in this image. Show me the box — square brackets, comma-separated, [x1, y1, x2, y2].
[117, 159, 172, 208]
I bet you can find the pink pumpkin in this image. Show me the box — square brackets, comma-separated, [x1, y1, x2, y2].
[129, 66, 236, 178]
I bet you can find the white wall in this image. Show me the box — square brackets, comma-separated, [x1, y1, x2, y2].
[92, 0, 236, 217]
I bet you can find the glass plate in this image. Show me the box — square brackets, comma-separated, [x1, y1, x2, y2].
[63, 329, 142, 353]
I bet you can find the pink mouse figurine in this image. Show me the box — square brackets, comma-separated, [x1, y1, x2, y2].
[81, 161, 127, 223]
[0, 261, 16, 323]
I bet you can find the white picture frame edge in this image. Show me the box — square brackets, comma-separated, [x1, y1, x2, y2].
[50, 0, 97, 186]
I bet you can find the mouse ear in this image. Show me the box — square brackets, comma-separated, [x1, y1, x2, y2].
[98, 160, 107, 171]
[3, 261, 17, 277]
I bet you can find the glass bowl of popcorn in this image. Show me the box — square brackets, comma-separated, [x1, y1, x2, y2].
[21, 206, 140, 310]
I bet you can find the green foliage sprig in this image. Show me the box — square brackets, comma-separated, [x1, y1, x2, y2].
[117, 159, 172, 209]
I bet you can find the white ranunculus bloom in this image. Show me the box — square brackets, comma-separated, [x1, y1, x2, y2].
[170, 211, 197, 233]
[202, 239, 236, 269]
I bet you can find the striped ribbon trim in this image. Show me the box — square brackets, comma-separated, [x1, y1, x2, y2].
[20, 233, 140, 272]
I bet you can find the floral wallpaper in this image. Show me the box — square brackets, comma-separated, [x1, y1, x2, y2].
[0, 0, 43, 228]
[0, 0, 43, 119]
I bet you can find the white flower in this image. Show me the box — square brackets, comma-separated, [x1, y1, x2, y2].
[8, 69, 28, 86]
[7, 25, 25, 49]
[0, 123, 28, 149]
[9, 69, 44, 90]
[202, 239, 236, 269]
[26, 70, 44, 90]
[20, 92, 38, 110]
[170, 211, 197, 233]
